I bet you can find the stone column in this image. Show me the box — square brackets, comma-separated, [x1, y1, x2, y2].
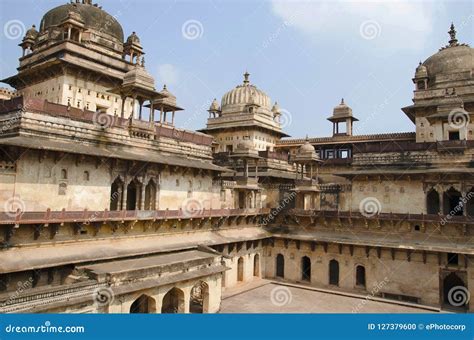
[140, 184, 146, 210]
[122, 184, 128, 210]
[120, 95, 126, 119]
[171, 111, 175, 125]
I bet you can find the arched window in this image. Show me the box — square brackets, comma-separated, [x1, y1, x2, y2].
[237, 257, 244, 282]
[443, 187, 463, 215]
[60, 169, 67, 180]
[356, 265, 366, 288]
[276, 254, 284, 278]
[144, 179, 157, 210]
[329, 259, 339, 286]
[426, 189, 440, 214]
[301, 256, 311, 281]
[110, 177, 124, 211]
[126, 179, 142, 210]
[83, 171, 90, 181]
[253, 254, 260, 277]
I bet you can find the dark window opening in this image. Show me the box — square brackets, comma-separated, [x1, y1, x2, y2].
[276, 254, 285, 278]
[356, 265, 366, 287]
[447, 253, 459, 266]
[448, 131, 460, 141]
[329, 259, 339, 286]
[301, 256, 311, 281]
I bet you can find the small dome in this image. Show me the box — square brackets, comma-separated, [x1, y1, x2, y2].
[126, 31, 141, 45]
[271, 102, 280, 114]
[24, 24, 38, 40]
[414, 62, 428, 78]
[209, 98, 220, 112]
[299, 138, 315, 153]
[40, 2, 124, 42]
[332, 98, 353, 117]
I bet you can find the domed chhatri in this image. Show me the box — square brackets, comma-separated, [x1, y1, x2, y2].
[299, 137, 315, 153]
[40, 0, 124, 42]
[420, 23, 473, 87]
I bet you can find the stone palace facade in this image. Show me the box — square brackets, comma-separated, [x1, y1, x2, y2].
[0, 1, 472, 313]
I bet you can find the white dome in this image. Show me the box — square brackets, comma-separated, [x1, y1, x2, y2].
[220, 72, 272, 114]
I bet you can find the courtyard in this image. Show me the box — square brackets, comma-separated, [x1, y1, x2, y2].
[220, 282, 437, 313]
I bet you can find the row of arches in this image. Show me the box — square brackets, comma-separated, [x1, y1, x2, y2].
[427, 187, 474, 216]
[235, 254, 260, 283]
[129, 281, 209, 314]
[110, 177, 158, 211]
[275, 255, 366, 288]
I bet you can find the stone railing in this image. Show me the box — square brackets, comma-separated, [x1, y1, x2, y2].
[0, 208, 271, 225]
[288, 209, 474, 224]
[353, 152, 458, 166]
[0, 281, 106, 313]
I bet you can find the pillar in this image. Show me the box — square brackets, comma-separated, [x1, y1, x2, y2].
[122, 185, 128, 210]
[171, 111, 175, 126]
[140, 184, 146, 210]
[121, 95, 127, 119]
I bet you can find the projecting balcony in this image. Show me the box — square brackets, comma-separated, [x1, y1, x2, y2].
[234, 176, 259, 188]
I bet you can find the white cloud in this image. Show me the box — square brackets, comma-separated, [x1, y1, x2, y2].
[271, 0, 443, 51]
[157, 64, 180, 86]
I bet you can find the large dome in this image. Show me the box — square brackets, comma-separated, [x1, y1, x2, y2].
[221, 72, 271, 111]
[421, 24, 473, 83]
[40, 2, 124, 42]
[423, 45, 473, 78]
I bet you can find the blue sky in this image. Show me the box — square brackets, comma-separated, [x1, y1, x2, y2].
[0, 0, 473, 138]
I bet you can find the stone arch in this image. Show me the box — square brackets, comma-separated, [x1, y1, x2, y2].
[130, 294, 156, 313]
[442, 272, 468, 310]
[110, 177, 124, 211]
[253, 254, 260, 277]
[237, 257, 244, 282]
[144, 178, 157, 210]
[355, 265, 366, 288]
[443, 187, 463, 215]
[189, 281, 209, 313]
[126, 178, 142, 210]
[426, 188, 440, 214]
[276, 254, 284, 278]
[301, 256, 311, 282]
[329, 259, 339, 286]
[161, 287, 185, 313]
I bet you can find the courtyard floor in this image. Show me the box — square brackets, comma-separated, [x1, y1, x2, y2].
[220, 281, 437, 313]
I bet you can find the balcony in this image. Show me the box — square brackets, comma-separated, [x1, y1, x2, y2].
[0, 208, 271, 226]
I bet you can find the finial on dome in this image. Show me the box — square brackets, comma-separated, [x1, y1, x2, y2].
[141, 56, 145, 67]
[243, 71, 250, 85]
[163, 84, 167, 90]
[448, 22, 458, 47]
[341, 98, 344, 105]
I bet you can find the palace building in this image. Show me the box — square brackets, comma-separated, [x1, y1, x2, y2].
[0, 1, 472, 313]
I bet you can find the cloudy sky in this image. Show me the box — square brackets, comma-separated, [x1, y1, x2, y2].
[0, 0, 472, 138]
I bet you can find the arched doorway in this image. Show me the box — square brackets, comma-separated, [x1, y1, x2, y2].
[253, 254, 260, 277]
[356, 265, 366, 288]
[161, 287, 185, 313]
[301, 256, 311, 282]
[237, 257, 244, 282]
[443, 272, 468, 310]
[329, 259, 339, 286]
[110, 177, 124, 211]
[189, 281, 209, 313]
[426, 189, 440, 214]
[144, 179, 157, 210]
[126, 180, 141, 210]
[443, 187, 463, 215]
[130, 294, 156, 313]
[276, 254, 284, 278]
